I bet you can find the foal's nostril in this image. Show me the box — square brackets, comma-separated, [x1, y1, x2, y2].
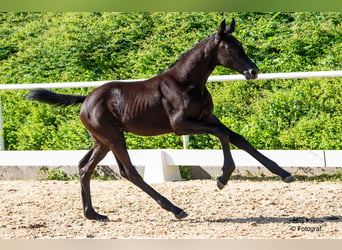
[249, 68, 258, 75]
[243, 67, 259, 80]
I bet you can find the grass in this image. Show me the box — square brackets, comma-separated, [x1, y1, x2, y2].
[230, 172, 342, 182]
[38, 167, 78, 181]
[38, 166, 116, 181]
[38, 166, 342, 183]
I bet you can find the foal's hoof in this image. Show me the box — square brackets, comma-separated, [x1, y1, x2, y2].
[96, 214, 110, 222]
[283, 175, 295, 183]
[85, 211, 109, 222]
[216, 177, 226, 190]
[175, 210, 188, 220]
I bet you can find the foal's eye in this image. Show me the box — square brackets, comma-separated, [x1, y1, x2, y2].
[224, 44, 232, 52]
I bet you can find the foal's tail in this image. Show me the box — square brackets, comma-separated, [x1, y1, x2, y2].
[26, 88, 86, 107]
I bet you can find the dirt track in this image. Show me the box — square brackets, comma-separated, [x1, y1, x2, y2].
[0, 179, 341, 239]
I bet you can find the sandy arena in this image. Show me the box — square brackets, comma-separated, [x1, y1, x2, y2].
[0, 179, 341, 239]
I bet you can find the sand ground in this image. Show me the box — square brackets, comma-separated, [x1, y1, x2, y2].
[0, 179, 341, 239]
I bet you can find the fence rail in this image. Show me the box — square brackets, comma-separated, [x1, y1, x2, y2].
[0, 150, 341, 183]
[1, 70, 342, 90]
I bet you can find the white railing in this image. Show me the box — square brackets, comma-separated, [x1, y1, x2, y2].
[0, 149, 341, 183]
[0, 70, 342, 90]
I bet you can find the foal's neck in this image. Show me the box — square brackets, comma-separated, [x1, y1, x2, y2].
[167, 35, 218, 87]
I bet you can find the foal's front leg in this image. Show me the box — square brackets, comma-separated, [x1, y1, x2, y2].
[170, 116, 295, 189]
[228, 130, 295, 183]
[216, 135, 236, 190]
[171, 117, 237, 189]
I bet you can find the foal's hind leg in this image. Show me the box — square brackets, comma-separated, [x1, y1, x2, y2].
[97, 128, 188, 219]
[228, 130, 295, 183]
[79, 142, 109, 221]
[113, 156, 128, 179]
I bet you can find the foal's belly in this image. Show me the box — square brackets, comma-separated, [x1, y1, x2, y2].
[120, 107, 174, 136]
[123, 118, 173, 136]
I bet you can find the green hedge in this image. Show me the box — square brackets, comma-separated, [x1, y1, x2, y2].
[0, 12, 341, 150]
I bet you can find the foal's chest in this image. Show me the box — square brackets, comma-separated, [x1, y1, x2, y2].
[181, 86, 214, 119]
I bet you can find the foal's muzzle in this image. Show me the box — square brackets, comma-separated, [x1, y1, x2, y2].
[243, 68, 259, 80]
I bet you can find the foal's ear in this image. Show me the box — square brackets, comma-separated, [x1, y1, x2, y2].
[225, 18, 235, 34]
[215, 19, 226, 43]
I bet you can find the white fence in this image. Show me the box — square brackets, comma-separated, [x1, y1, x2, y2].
[0, 71, 341, 182]
[0, 149, 341, 183]
[0, 70, 342, 90]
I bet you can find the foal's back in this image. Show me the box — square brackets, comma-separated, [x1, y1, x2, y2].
[81, 76, 174, 136]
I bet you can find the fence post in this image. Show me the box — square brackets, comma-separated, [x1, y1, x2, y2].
[143, 149, 183, 184]
[182, 135, 189, 149]
[0, 96, 4, 150]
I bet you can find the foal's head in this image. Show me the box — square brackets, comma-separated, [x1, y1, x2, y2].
[215, 19, 259, 80]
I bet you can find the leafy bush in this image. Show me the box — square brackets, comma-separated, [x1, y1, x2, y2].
[38, 166, 78, 181]
[0, 12, 341, 150]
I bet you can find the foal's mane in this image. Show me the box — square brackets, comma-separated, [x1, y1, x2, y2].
[166, 34, 215, 71]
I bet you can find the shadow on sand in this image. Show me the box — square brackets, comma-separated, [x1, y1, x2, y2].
[172, 215, 342, 224]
